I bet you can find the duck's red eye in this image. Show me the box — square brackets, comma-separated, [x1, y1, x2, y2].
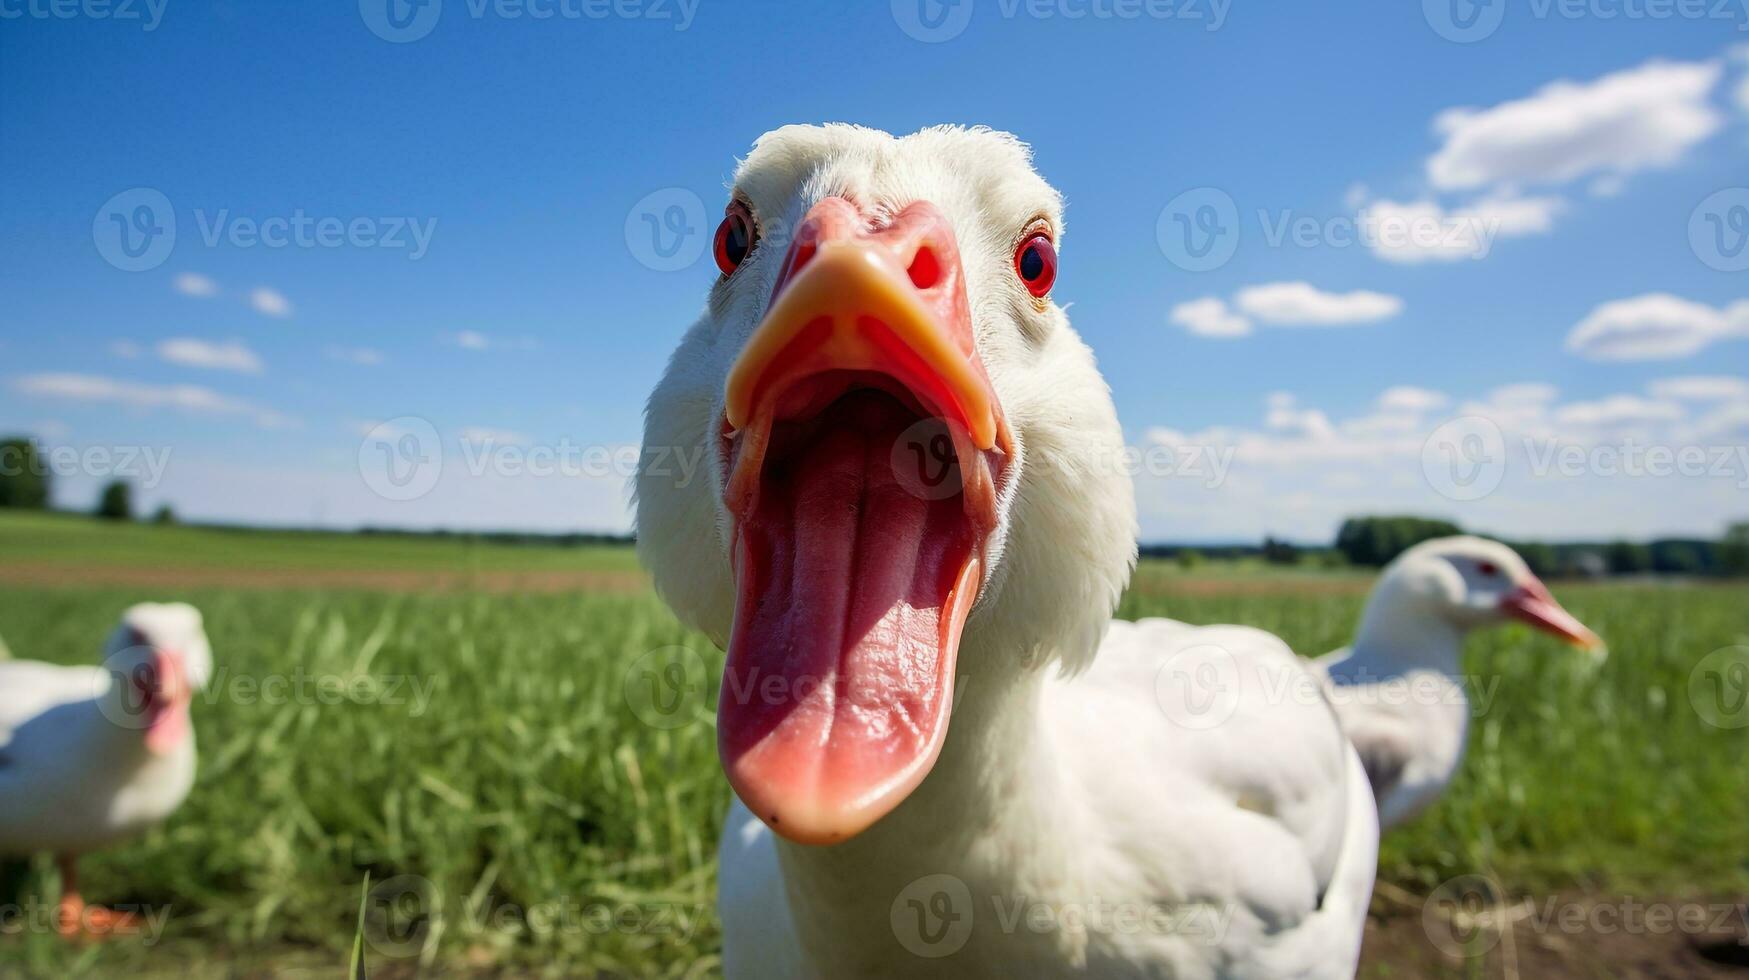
[714, 203, 756, 276]
[1477, 561, 1499, 577]
[1015, 233, 1056, 297]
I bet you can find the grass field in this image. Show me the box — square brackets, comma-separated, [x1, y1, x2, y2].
[0, 513, 1745, 978]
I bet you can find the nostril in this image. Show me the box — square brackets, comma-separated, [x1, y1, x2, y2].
[907, 246, 941, 290]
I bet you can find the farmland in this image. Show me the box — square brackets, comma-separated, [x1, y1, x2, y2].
[0, 513, 1745, 978]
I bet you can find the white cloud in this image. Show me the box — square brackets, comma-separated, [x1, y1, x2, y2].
[459, 426, 530, 446]
[156, 338, 263, 374]
[108, 340, 143, 359]
[444, 330, 539, 352]
[1565, 294, 1749, 361]
[1233, 282, 1404, 326]
[1133, 381, 1748, 543]
[1495, 384, 1560, 407]
[1363, 195, 1561, 263]
[1648, 376, 1749, 402]
[12, 373, 293, 429]
[1588, 174, 1626, 198]
[325, 346, 384, 366]
[1377, 386, 1449, 413]
[1427, 59, 1725, 191]
[173, 272, 218, 298]
[1554, 395, 1684, 428]
[1170, 297, 1252, 338]
[250, 287, 292, 318]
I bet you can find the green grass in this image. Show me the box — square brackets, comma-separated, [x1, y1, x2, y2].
[0, 510, 640, 573]
[0, 516, 1745, 976]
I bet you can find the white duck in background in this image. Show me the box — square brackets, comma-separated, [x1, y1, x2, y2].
[0, 602, 211, 935]
[637, 124, 1377, 978]
[1315, 537, 1602, 831]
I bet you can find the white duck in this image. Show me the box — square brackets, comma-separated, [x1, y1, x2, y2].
[0, 602, 210, 935]
[1315, 537, 1602, 831]
[637, 124, 1377, 978]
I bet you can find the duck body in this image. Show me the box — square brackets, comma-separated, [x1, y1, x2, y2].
[1312, 537, 1601, 831]
[636, 124, 1379, 978]
[720, 618, 1378, 979]
[0, 660, 197, 856]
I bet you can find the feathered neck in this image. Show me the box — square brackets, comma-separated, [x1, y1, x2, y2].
[1340, 574, 1466, 680]
[770, 630, 1091, 969]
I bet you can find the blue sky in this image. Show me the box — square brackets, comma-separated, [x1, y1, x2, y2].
[2, 1, 1747, 542]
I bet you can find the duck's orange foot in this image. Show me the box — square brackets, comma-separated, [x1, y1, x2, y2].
[56, 899, 142, 940]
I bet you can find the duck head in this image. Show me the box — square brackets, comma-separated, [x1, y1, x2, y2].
[102, 602, 212, 754]
[1377, 536, 1603, 653]
[637, 125, 1136, 845]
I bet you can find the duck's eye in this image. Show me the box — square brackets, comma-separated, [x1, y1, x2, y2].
[1014, 232, 1056, 297]
[1477, 561, 1499, 577]
[714, 203, 757, 276]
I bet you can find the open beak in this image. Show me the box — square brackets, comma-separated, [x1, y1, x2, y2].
[717, 196, 1009, 845]
[142, 649, 190, 754]
[1501, 578, 1603, 655]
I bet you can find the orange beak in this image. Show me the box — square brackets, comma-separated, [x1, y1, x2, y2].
[717, 197, 1008, 845]
[1502, 577, 1603, 653]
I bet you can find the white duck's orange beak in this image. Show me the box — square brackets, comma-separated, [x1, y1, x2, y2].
[717, 196, 1009, 846]
[1502, 577, 1603, 654]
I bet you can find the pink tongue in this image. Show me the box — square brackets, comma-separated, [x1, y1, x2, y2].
[721, 393, 977, 844]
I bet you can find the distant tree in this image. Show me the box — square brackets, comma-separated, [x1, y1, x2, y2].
[1720, 523, 1749, 577]
[1606, 540, 1653, 575]
[1514, 541, 1557, 578]
[1650, 540, 1708, 575]
[96, 480, 132, 521]
[151, 504, 177, 525]
[1175, 549, 1204, 570]
[1262, 536, 1300, 565]
[0, 437, 50, 510]
[1334, 516, 1462, 567]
